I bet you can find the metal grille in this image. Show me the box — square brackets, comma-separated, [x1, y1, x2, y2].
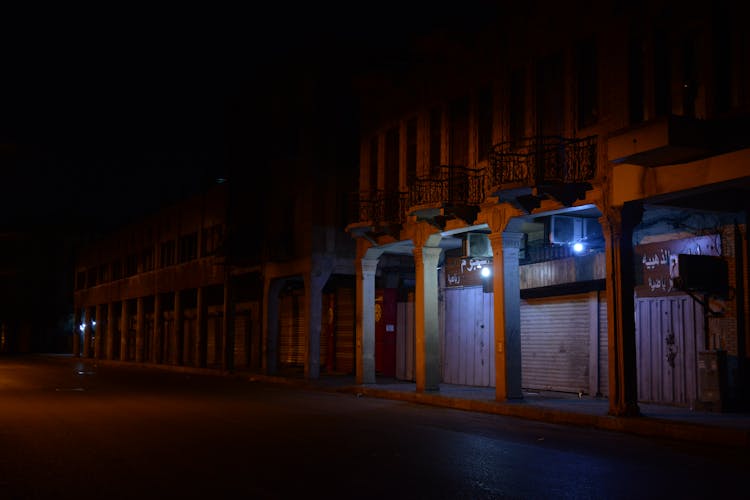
[350, 190, 407, 225]
[488, 135, 597, 188]
[408, 165, 485, 207]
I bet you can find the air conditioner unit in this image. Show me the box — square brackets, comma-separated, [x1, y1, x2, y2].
[463, 233, 493, 258]
[548, 215, 603, 245]
[671, 254, 728, 296]
[549, 215, 584, 245]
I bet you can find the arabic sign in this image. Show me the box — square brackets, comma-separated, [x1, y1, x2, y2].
[445, 256, 491, 287]
[634, 235, 721, 297]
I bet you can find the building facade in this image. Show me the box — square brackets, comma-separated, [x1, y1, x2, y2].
[346, 0, 750, 414]
[73, 0, 749, 415]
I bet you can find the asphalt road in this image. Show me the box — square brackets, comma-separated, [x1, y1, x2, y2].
[0, 355, 746, 499]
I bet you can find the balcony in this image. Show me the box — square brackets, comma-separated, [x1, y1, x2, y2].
[407, 165, 485, 226]
[348, 189, 407, 227]
[488, 135, 597, 211]
[607, 115, 710, 167]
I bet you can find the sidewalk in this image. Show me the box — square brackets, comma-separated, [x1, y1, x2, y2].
[246, 371, 750, 449]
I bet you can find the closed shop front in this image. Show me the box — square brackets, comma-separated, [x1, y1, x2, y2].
[279, 290, 305, 367]
[334, 287, 355, 374]
[443, 286, 495, 387]
[396, 293, 415, 381]
[207, 307, 224, 368]
[521, 292, 605, 395]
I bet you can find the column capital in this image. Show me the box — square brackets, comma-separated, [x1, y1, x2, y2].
[477, 204, 522, 234]
[502, 231, 525, 249]
[361, 257, 379, 276]
[405, 221, 442, 249]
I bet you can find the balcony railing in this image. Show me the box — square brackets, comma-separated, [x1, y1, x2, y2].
[408, 165, 485, 208]
[349, 189, 408, 226]
[349, 136, 598, 227]
[488, 135, 597, 188]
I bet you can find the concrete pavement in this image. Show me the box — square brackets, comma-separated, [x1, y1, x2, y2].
[44, 355, 750, 449]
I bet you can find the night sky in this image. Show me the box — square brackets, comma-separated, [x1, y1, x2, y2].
[0, 3, 502, 234]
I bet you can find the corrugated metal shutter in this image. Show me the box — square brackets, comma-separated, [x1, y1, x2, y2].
[162, 313, 173, 365]
[207, 310, 224, 368]
[143, 313, 154, 363]
[335, 287, 355, 374]
[279, 291, 305, 366]
[635, 294, 702, 406]
[234, 308, 250, 369]
[396, 295, 415, 381]
[443, 287, 495, 387]
[183, 310, 196, 366]
[521, 294, 590, 393]
[598, 291, 609, 397]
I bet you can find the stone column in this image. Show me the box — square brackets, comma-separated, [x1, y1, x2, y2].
[304, 255, 334, 380]
[414, 245, 442, 392]
[480, 204, 524, 401]
[494, 231, 524, 400]
[356, 256, 379, 384]
[173, 290, 183, 365]
[152, 293, 162, 363]
[106, 301, 115, 360]
[73, 308, 82, 357]
[222, 281, 234, 372]
[94, 304, 104, 359]
[120, 300, 129, 362]
[82, 307, 91, 358]
[600, 203, 641, 417]
[135, 297, 145, 363]
[196, 286, 206, 368]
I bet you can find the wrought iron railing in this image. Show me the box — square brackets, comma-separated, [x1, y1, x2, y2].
[349, 136, 598, 226]
[408, 165, 485, 207]
[488, 135, 597, 188]
[349, 190, 408, 226]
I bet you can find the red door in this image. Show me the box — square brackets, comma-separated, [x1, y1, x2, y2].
[375, 288, 397, 377]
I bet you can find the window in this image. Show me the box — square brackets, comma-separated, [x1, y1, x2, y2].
[125, 254, 138, 277]
[509, 70, 526, 146]
[76, 270, 86, 290]
[449, 96, 469, 167]
[98, 264, 108, 283]
[406, 118, 417, 185]
[682, 35, 698, 117]
[385, 127, 399, 192]
[712, 3, 731, 114]
[111, 260, 122, 280]
[178, 233, 198, 263]
[653, 23, 672, 117]
[86, 268, 97, 287]
[429, 106, 442, 173]
[369, 136, 378, 191]
[577, 39, 598, 129]
[202, 225, 223, 256]
[628, 25, 645, 124]
[535, 53, 564, 137]
[160, 240, 175, 268]
[477, 86, 493, 162]
[141, 246, 154, 272]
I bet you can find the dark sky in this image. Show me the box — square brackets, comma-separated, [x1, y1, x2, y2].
[0, 2, 502, 233]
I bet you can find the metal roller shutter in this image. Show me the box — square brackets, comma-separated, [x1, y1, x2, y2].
[207, 311, 224, 368]
[279, 291, 305, 366]
[598, 291, 609, 396]
[335, 287, 355, 374]
[234, 309, 250, 369]
[521, 294, 590, 393]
